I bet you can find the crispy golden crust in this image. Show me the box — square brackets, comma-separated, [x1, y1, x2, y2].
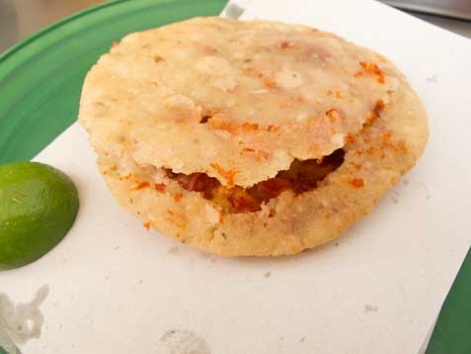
[80, 17, 402, 187]
[80, 17, 428, 256]
[96, 85, 427, 256]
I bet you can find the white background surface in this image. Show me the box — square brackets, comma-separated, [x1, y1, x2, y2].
[1, 0, 471, 353]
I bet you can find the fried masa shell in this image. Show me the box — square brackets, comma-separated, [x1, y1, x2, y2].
[79, 17, 428, 256]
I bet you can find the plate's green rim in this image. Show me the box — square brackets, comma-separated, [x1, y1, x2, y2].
[0, 0, 170, 63]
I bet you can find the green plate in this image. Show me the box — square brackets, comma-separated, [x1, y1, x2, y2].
[0, 0, 469, 353]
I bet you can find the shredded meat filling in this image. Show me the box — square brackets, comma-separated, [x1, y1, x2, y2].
[165, 149, 345, 213]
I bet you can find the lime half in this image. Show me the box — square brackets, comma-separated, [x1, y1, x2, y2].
[0, 162, 79, 270]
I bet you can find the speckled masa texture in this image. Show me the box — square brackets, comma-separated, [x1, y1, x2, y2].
[79, 17, 428, 256]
